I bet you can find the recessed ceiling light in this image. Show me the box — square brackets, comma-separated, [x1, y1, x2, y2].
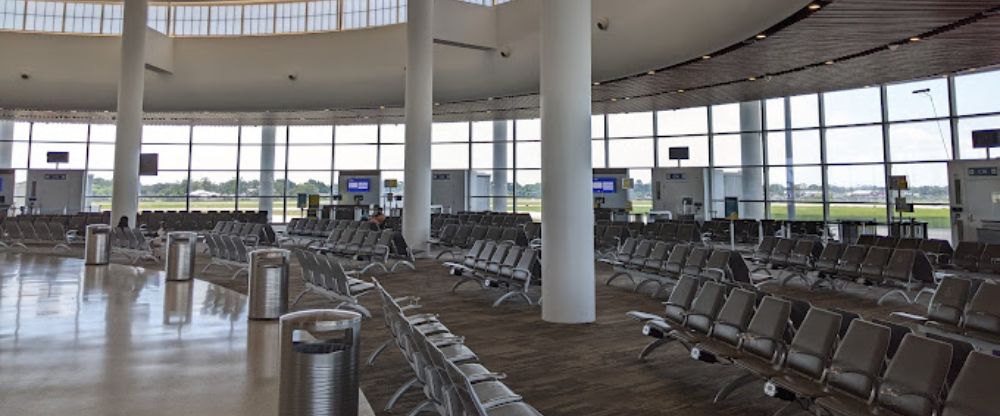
[748, 76, 757, 81]
[825, 60, 835, 65]
[593, 81, 601, 86]
[623, 96, 631, 100]
[909, 36, 921, 42]
[610, 98, 618, 102]
[677, 89, 685, 93]
[434, 102, 441, 106]
[701, 55, 712, 60]
[647, 70, 656, 75]
[808, 3, 821, 10]
[486, 110, 492, 114]
[379, 105, 385, 110]
[487, 97, 494, 101]
[755, 34, 767, 39]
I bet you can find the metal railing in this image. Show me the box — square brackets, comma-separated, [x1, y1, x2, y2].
[0, 0, 510, 37]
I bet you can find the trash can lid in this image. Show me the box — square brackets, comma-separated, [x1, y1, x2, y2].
[251, 248, 291, 259]
[280, 309, 362, 331]
[167, 231, 197, 239]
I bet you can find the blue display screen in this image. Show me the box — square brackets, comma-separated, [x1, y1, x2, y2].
[593, 177, 617, 194]
[347, 178, 370, 192]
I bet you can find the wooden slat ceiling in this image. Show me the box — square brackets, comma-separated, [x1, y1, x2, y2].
[4, 0, 1000, 125]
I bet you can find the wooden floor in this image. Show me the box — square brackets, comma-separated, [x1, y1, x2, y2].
[184, 248, 928, 416]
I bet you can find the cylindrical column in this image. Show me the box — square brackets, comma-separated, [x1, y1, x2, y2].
[492, 120, 508, 212]
[110, 0, 148, 227]
[739, 101, 764, 219]
[403, 0, 433, 254]
[540, 0, 595, 324]
[0, 119, 14, 169]
[783, 97, 796, 219]
[260, 125, 277, 221]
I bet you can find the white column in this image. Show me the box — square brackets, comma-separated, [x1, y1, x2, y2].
[0, 120, 13, 169]
[739, 101, 764, 219]
[540, 0, 594, 324]
[403, 0, 433, 253]
[492, 120, 508, 211]
[110, 0, 148, 227]
[259, 126, 276, 221]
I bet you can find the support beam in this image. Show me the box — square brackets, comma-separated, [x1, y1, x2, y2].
[404, 0, 433, 254]
[259, 125, 276, 221]
[110, 0, 148, 227]
[492, 120, 508, 212]
[739, 101, 764, 219]
[0, 120, 13, 169]
[540, 0, 594, 324]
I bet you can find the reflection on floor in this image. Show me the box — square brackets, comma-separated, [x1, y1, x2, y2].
[0, 252, 370, 416]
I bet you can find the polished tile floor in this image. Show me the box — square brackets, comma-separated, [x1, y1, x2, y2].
[0, 252, 371, 416]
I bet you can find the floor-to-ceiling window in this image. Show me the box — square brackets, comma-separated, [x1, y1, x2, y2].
[3, 68, 999, 236]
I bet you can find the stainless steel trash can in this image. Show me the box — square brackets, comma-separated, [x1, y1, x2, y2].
[248, 248, 291, 320]
[279, 310, 362, 416]
[84, 224, 112, 265]
[165, 232, 197, 281]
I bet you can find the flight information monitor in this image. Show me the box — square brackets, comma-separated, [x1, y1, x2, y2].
[347, 178, 370, 192]
[593, 177, 617, 193]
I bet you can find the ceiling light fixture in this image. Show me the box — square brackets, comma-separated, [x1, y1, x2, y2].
[434, 102, 441, 106]
[647, 70, 656, 75]
[610, 98, 618, 102]
[808, 3, 821, 10]
[593, 81, 601, 86]
[623, 96, 631, 100]
[909, 36, 921, 42]
[755, 34, 767, 39]
[825, 60, 835, 65]
[379, 105, 385, 110]
[702, 55, 712, 60]
[748, 76, 757, 81]
[677, 89, 685, 93]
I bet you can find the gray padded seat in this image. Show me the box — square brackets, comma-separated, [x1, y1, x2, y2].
[822, 320, 891, 402]
[660, 245, 691, 276]
[681, 247, 712, 276]
[962, 282, 1000, 338]
[941, 351, 1000, 416]
[693, 288, 756, 347]
[836, 245, 870, 279]
[757, 308, 842, 395]
[672, 282, 727, 341]
[927, 278, 972, 326]
[859, 246, 893, 282]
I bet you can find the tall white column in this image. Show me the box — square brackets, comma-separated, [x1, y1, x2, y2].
[739, 101, 764, 219]
[403, 0, 433, 253]
[110, 0, 148, 227]
[0, 120, 13, 169]
[259, 125, 276, 220]
[540, 0, 594, 324]
[492, 120, 508, 212]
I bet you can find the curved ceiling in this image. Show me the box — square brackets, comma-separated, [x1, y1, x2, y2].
[3, 0, 999, 125]
[0, 0, 807, 118]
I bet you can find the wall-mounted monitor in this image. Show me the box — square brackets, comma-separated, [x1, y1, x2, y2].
[972, 129, 1000, 148]
[139, 153, 159, 176]
[347, 178, 371, 192]
[668, 147, 690, 160]
[46, 151, 69, 164]
[592, 177, 617, 194]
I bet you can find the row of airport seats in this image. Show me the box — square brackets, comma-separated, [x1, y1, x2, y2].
[136, 210, 267, 231]
[110, 227, 159, 264]
[291, 249, 375, 317]
[432, 222, 540, 257]
[627, 276, 998, 416]
[202, 233, 253, 279]
[208, 220, 276, 246]
[895, 277, 1000, 353]
[0, 218, 78, 250]
[595, 221, 701, 256]
[312, 228, 417, 274]
[603, 239, 752, 298]
[443, 240, 541, 307]
[947, 240, 1000, 273]
[281, 218, 383, 245]
[4, 213, 108, 236]
[432, 212, 534, 234]
[371, 280, 542, 416]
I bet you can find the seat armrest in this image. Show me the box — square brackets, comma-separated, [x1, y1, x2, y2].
[626, 311, 662, 322]
[889, 311, 929, 322]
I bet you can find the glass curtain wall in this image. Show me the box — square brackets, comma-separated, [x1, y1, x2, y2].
[2, 68, 998, 234]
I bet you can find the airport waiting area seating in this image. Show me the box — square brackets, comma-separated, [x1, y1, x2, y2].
[442, 241, 541, 307]
[291, 249, 376, 317]
[891, 277, 1000, 354]
[137, 210, 268, 232]
[369, 280, 542, 416]
[432, 222, 537, 260]
[0, 217, 80, 251]
[282, 218, 417, 273]
[624, 278, 1000, 416]
[110, 227, 160, 264]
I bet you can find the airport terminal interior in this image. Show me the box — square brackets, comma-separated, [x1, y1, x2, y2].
[3, 0, 1000, 415]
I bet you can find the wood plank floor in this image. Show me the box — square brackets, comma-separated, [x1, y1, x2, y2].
[185, 248, 927, 416]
